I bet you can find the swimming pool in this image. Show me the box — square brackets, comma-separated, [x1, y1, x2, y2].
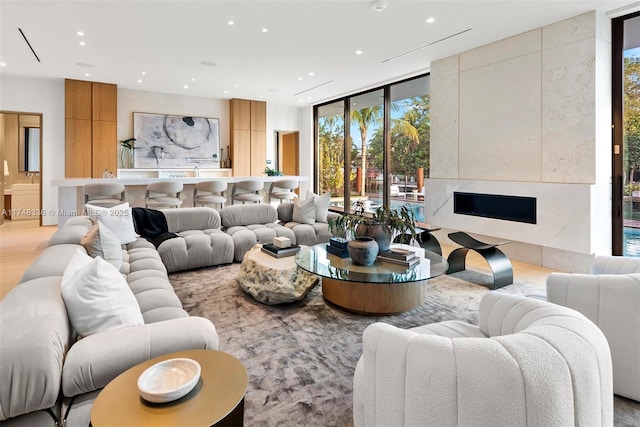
[369, 198, 425, 222]
[624, 227, 640, 256]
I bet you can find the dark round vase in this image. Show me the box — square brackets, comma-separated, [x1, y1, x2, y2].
[356, 223, 392, 252]
[348, 237, 379, 266]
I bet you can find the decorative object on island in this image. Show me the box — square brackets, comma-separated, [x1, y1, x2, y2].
[347, 237, 379, 266]
[264, 167, 283, 176]
[133, 113, 220, 169]
[119, 137, 136, 169]
[329, 200, 419, 252]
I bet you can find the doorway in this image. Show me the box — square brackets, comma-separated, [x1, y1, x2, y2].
[275, 130, 300, 177]
[0, 111, 43, 226]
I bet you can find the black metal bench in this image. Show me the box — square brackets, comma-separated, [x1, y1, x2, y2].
[446, 232, 513, 289]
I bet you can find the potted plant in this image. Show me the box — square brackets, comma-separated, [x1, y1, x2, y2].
[264, 167, 283, 176]
[329, 200, 420, 252]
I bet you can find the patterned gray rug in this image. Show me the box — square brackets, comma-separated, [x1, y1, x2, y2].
[169, 263, 640, 427]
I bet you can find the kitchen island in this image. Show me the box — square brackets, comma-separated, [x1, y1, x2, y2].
[51, 171, 309, 226]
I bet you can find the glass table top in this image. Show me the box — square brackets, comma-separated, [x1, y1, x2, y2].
[295, 243, 448, 284]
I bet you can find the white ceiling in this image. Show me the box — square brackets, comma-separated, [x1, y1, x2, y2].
[1, 0, 637, 107]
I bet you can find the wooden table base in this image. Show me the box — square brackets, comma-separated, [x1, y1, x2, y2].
[321, 277, 429, 315]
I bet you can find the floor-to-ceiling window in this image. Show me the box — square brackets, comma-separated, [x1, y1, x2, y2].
[314, 74, 429, 222]
[317, 101, 346, 201]
[614, 12, 640, 255]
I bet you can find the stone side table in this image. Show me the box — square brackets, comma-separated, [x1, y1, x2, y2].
[237, 244, 319, 305]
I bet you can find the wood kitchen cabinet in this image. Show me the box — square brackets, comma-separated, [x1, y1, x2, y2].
[65, 79, 117, 178]
[230, 99, 266, 176]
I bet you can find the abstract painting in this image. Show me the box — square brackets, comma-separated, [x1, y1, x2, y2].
[133, 112, 220, 168]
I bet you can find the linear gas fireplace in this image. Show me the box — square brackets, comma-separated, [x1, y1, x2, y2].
[453, 192, 537, 224]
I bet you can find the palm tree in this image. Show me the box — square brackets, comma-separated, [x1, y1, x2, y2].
[351, 105, 419, 196]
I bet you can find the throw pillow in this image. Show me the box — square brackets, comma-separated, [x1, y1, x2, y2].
[61, 249, 143, 337]
[81, 221, 123, 270]
[85, 202, 137, 245]
[307, 191, 331, 223]
[292, 197, 316, 225]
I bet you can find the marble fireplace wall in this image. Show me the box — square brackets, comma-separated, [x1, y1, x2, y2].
[427, 11, 612, 272]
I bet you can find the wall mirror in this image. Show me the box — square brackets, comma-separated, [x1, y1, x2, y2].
[18, 114, 41, 172]
[21, 127, 40, 172]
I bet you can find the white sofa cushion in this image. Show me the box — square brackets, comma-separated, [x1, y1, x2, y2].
[61, 249, 143, 337]
[85, 202, 137, 244]
[307, 190, 331, 223]
[292, 197, 316, 224]
[80, 221, 123, 269]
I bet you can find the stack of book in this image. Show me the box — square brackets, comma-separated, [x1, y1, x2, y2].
[326, 237, 350, 258]
[261, 243, 301, 258]
[377, 248, 420, 268]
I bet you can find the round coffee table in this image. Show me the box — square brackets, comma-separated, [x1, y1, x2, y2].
[295, 244, 447, 315]
[91, 349, 248, 427]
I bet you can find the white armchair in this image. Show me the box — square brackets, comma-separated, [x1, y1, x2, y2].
[353, 292, 612, 427]
[547, 255, 640, 402]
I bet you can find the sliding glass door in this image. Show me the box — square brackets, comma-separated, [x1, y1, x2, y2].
[314, 74, 430, 221]
[614, 12, 640, 255]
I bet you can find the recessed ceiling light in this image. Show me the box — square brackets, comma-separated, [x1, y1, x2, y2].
[79, 41, 86, 46]
[262, 28, 268, 33]
[426, 17, 435, 23]
[259, 95, 263, 98]
[228, 20, 234, 25]
[371, 0, 387, 12]
[355, 50, 363, 55]
[224, 90, 229, 94]
[298, 77, 303, 81]
[76, 31, 85, 36]
[309, 72, 315, 76]
[200, 61, 217, 67]
[234, 83, 239, 88]
[84, 73, 90, 77]
[0, 62, 6, 67]
[299, 99, 303, 103]
[183, 85, 189, 89]
[191, 78, 196, 82]
[141, 71, 146, 75]
[137, 79, 142, 83]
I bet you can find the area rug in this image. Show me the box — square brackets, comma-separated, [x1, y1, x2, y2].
[170, 264, 640, 427]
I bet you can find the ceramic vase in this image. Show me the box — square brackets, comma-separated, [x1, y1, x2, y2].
[356, 223, 392, 252]
[348, 237, 379, 266]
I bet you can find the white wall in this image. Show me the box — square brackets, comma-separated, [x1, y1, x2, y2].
[427, 11, 612, 271]
[0, 75, 64, 226]
[266, 103, 311, 194]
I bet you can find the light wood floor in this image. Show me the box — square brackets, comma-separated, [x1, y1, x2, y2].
[0, 220, 561, 300]
[0, 219, 57, 299]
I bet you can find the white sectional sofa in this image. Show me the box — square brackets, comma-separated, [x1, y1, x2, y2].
[0, 214, 219, 427]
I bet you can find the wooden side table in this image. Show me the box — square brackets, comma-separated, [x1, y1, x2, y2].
[91, 349, 248, 427]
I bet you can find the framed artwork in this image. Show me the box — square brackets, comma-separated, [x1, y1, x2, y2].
[132, 112, 220, 168]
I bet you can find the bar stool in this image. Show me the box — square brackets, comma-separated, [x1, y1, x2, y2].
[84, 183, 125, 208]
[193, 180, 227, 210]
[268, 179, 299, 203]
[145, 181, 183, 209]
[231, 180, 263, 204]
